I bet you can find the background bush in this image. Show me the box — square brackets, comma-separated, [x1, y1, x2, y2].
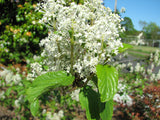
[0, 0, 48, 64]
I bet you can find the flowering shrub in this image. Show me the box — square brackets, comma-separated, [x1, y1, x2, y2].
[26, 0, 126, 119]
[112, 49, 160, 119]
[0, 67, 32, 119]
[0, 1, 48, 63]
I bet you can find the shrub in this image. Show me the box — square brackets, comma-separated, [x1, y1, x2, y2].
[0, 0, 48, 64]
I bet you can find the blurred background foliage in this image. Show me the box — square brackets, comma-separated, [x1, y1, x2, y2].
[0, 0, 48, 64]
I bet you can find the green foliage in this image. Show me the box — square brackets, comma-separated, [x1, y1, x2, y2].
[121, 17, 137, 35]
[78, 64, 118, 120]
[0, 1, 48, 64]
[96, 64, 118, 102]
[118, 43, 133, 53]
[139, 21, 160, 39]
[100, 100, 113, 120]
[79, 86, 113, 120]
[30, 99, 40, 117]
[0, 0, 5, 3]
[26, 64, 118, 118]
[26, 71, 74, 116]
[79, 86, 101, 120]
[27, 71, 74, 103]
[0, 1, 131, 119]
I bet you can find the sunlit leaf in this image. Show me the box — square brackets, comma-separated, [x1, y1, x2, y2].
[27, 71, 74, 103]
[118, 43, 132, 53]
[96, 64, 118, 102]
[30, 99, 40, 117]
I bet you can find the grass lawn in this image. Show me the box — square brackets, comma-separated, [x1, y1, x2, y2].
[127, 45, 160, 58]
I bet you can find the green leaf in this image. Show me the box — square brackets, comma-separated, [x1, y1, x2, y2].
[100, 100, 114, 120]
[118, 43, 132, 53]
[26, 71, 74, 103]
[0, 0, 5, 3]
[30, 99, 40, 117]
[6, 87, 12, 97]
[79, 86, 100, 120]
[79, 86, 114, 120]
[96, 65, 118, 102]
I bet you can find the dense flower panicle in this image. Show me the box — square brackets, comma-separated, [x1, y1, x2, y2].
[0, 69, 22, 86]
[113, 93, 133, 106]
[14, 95, 24, 108]
[0, 91, 5, 99]
[29, 0, 124, 79]
[71, 89, 80, 101]
[150, 50, 160, 66]
[46, 110, 64, 120]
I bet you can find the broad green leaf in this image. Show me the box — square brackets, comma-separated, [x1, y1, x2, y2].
[100, 100, 113, 120]
[79, 86, 100, 120]
[118, 43, 132, 53]
[96, 65, 118, 102]
[26, 71, 74, 103]
[30, 99, 40, 117]
[79, 86, 114, 120]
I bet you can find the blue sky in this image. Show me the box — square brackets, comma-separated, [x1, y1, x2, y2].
[103, 0, 160, 31]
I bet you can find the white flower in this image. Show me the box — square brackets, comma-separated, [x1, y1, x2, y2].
[5, 72, 14, 84]
[0, 91, 5, 99]
[120, 7, 125, 13]
[0, 68, 22, 85]
[130, 66, 133, 73]
[130, 32, 145, 45]
[16, 67, 20, 73]
[118, 83, 126, 93]
[32, 21, 36, 24]
[15, 95, 24, 108]
[135, 63, 144, 72]
[113, 93, 132, 106]
[147, 69, 152, 75]
[12, 74, 21, 85]
[0, 69, 11, 78]
[29, 0, 123, 81]
[150, 73, 156, 81]
[46, 110, 64, 120]
[15, 99, 20, 108]
[157, 105, 160, 109]
[127, 62, 132, 67]
[71, 89, 80, 101]
[156, 70, 160, 81]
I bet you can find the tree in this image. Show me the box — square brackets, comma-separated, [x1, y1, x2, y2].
[121, 17, 137, 35]
[139, 21, 160, 39]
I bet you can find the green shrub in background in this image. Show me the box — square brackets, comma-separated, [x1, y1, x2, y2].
[0, 0, 48, 64]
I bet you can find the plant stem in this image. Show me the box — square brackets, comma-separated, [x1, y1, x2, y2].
[70, 41, 74, 75]
[56, 39, 61, 53]
[70, 28, 74, 75]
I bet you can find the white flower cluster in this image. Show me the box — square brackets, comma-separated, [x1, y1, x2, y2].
[15, 95, 24, 108]
[130, 32, 145, 46]
[34, 0, 123, 79]
[117, 83, 126, 93]
[46, 110, 64, 120]
[150, 50, 160, 66]
[150, 70, 160, 81]
[135, 63, 144, 73]
[113, 93, 133, 106]
[114, 82, 133, 106]
[71, 88, 80, 101]
[120, 7, 126, 13]
[27, 62, 44, 81]
[116, 63, 126, 70]
[0, 69, 22, 86]
[0, 91, 5, 99]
